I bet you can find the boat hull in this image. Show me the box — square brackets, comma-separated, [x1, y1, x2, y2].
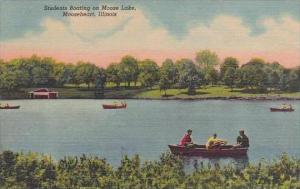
[270, 108, 294, 112]
[102, 104, 127, 109]
[168, 144, 248, 157]
[0, 105, 20, 109]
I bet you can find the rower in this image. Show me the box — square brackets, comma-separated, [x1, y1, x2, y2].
[179, 129, 194, 147]
[236, 130, 249, 148]
[206, 133, 227, 149]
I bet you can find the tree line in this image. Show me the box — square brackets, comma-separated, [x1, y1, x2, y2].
[0, 50, 299, 95]
[0, 151, 300, 188]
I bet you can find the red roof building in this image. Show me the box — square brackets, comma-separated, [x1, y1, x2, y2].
[29, 88, 58, 99]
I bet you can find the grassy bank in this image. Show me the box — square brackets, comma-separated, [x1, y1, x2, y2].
[1, 86, 300, 100]
[0, 151, 300, 189]
[137, 86, 300, 99]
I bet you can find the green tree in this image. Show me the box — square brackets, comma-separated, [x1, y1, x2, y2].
[238, 58, 268, 91]
[119, 56, 139, 87]
[264, 62, 284, 91]
[95, 68, 107, 98]
[158, 59, 178, 96]
[223, 67, 237, 91]
[0, 59, 5, 73]
[159, 74, 169, 96]
[204, 68, 219, 86]
[245, 57, 265, 68]
[0, 65, 22, 93]
[195, 50, 219, 87]
[220, 57, 239, 81]
[75, 62, 99, 89]
[53, 63, 72, 87]
[9, 58, 32, 87]
[269, 71, 280, 90]
[195, 50, 219, 70]
[176, 59, 200, 95]
[279, 69, 290, 91]
[30, 56, 55, 86]
[106, 63, 122, 88]
[66, 64, 79, 86]
[138, 59, 159, 88]
[287, 67, 300, 92]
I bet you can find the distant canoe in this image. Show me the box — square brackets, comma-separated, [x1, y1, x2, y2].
[102, 103, 127, 109]
[168, 144, 248, 157]
[0, 105, 20, 109]
[270, 108, 294, 112]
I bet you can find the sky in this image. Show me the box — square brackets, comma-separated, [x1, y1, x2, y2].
[0, 0, 300, 68]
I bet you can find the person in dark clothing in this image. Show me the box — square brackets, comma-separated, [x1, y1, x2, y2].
[236, 130, 249, 148]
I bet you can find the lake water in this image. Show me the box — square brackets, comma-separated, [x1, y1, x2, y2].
[0, 100, 299, 167]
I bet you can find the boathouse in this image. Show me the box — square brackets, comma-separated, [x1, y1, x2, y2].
[29, 88, 58, 99]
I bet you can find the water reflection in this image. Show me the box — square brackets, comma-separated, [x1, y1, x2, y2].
[183, 155, 249, 174]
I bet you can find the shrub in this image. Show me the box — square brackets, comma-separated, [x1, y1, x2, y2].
[0, 151, 299, 189]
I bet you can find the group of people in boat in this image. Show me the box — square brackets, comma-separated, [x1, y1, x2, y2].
[280, 103, 292, 110]
[179, 129, 249, 149]
[113, 101, 126, 105]
[0, 103, 10, 108]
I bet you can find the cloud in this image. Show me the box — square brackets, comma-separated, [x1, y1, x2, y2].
[184, 15, 300, 52]
[66, 10, 134, 40]
[1, 9, 299, 67]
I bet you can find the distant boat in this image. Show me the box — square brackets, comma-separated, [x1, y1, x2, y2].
[270, 107, 294, 112]
[102, 103, 127, 109]
[168, 144, 248, 157]
[0, 105, 20, 109]
[270, 104, 294, 112]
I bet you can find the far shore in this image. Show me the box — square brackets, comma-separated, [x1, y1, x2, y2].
[1, 95, 300, 101]
[122, 96, 300, 100]
[1, 86, 300, 101]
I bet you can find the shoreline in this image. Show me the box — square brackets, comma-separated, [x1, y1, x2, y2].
[105, 96, 300, 101]
[1, 96, 300, 101]
[1, 86, 300, 101]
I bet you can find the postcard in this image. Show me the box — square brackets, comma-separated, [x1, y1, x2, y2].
[0, 0, 299, 188]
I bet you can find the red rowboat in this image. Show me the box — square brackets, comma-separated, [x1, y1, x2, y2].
[0, 105, 20, 109]
[168, 144, 248, 157]
[102, 103, 127, 109]
[270, 108, 294, 112]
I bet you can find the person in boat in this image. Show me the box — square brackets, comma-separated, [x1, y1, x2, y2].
[179, 129, 195, 147]
[281, 103, 292, 109]
[206, 133, 227, 149]
[236, 130, 249, 148]
[113, 101, 121, 106]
